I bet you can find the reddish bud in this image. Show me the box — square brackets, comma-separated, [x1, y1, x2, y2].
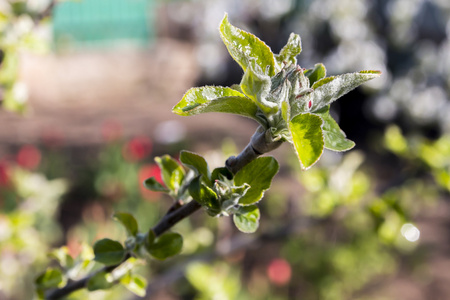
[16, 145, 41, 170]
[267, 258, 292, 286]
[308, 100, 312, 109]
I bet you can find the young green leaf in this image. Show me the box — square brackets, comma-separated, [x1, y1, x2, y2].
[113, 212, 139, 237]
[310, 70, 381, 112]
[93, 239, 126, 266]
[275, 33, 302, 68]
[240, 62, 275, 114]
[220, 14, 275, 77]
[180, 150, 211, 184]
[145, 230, 156, 252]
[289, 113, 324, 170]
[147, 232, 183, 260]
[144, 177, 169, 193]
[48, 247, 74, 269]
[35, 268, 64, 290]
[155, 155, 185, 194]
[234, 156, 279, 205]
[304, 63, 326, 86]
[120, 273, 147, 297]
[211, 167, 233, 182]
[172, 86, 262, 123]
[233, 205, 260, 233]
[315, 106, 355, 151]
[87, 272, 114, 291]
[188, 176, 221, 215]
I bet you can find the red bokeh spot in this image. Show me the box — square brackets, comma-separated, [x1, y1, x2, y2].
[0, 161, 10, 187]
[267, 258, 292, 286]
[122, 136, 152, 162]
[139, 164, 164, 200]
[16, 145, 41, 170]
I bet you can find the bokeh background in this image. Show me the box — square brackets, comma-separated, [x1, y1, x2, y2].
[1, 0, 450, 299]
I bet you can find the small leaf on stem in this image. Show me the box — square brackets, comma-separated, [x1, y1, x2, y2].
[93, 239, 126, 266]
[147, 232, 183, 260]
[155, 155, 185, 194]
[113, 212, 139, 237]
[289, 113, 324, 170]
[234, 156, 279, 205]
[304, 63, 326, 86]
[144, 177, 169, 193]
[233, 205, 260, 233]
[315, 106, 355, 151]
[180, 150, 211, 184]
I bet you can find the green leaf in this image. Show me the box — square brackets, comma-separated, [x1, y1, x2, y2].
[172, 86, 261, 123]
[240, 62, 275, 114]
[143, 177, 169, 193]
[48, 247, 74, 269]
[304, 63, 326, 86]
[234, 156, 279, 205]
[211, 167, 233, 181]
[289, 113, 324, 170]
[147, 232, 183, 260]
[275, 33, 302, 68]
[113, 212, 139, 237]
[155, 155, 185, 194]
[233, 205, 260, 233]
[35, 268, 64, 290]
[120, 273, 147, 297]
[189, 176, 221, 215]
[315, 106, 355, 151]
[93, 239, 125, 266]
[145, 230, 156, 252]
[180, 151, 211, 184]
[87, 271, 114, 291]
[310, 70, 381, 112]
[220, 14, 275, 77]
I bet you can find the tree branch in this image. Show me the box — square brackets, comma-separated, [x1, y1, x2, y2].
[45, 126, 280, 299]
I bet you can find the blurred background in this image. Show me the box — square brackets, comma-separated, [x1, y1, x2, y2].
[1, 0, 450, 299]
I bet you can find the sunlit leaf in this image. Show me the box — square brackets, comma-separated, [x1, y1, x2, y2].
[220, 14, 275, 76]
[234, 156, 279, 205]
[289, 113, 324, 170]
[315, 106, 355, 152]
[173, 86, 261, 123]
[180, 151, 211, 184]
[155, 155, 185, 194]
[275, 33, 302, 68]
[310, 70, 381, 112]
[120, 273, 147, 297]
[233, 205, 260, 233]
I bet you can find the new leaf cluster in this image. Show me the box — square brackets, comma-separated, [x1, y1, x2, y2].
[173, 14, 381, 170]
[145, 151, 279, 233]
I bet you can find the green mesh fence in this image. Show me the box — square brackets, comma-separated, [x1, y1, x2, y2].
[53, 0, 155, 50]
